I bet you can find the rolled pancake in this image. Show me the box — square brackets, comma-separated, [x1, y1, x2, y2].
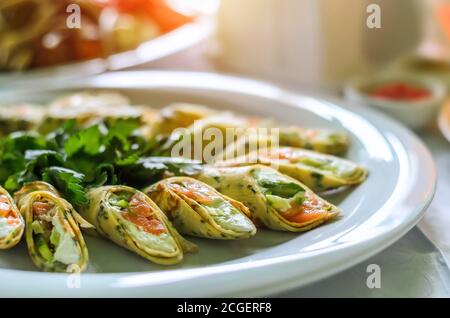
[193, 165, 340, 232]
[39, 90, 141, 133]
[80, 185, 197, 265]
[14, 182, 89, 272]
[0, 186, 24, 249]
[145, 177, 256, 239]
[218, 147, 367, 191]
[150, 103, 217, 136]
[279, 127, 349, 155]
[0, 104, 44, 135]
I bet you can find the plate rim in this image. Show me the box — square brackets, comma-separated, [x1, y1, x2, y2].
[0, 71, 437, 297]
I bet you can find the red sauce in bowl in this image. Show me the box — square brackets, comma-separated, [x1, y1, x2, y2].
[369, 82, 431, 101]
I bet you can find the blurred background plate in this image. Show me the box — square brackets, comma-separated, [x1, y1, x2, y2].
[0, 8, 215, 88]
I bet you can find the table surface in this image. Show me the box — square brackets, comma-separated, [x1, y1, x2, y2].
[142, 44, 450, 297]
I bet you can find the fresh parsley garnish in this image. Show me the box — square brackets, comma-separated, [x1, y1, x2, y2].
[0, 118, 203, 207]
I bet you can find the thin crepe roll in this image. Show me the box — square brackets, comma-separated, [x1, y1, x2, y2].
[14, 182, 93, 229]
[81, 186, 197, 265]
[14, 182, 89, 272]
[15, 181, 56, 195]
[279, 127, 349, 155]
[218, 132, 278, 162]
[41, 104, 143, 133]
[159, 113, 248, 159]
[219, 147, 367, 191]
[144, 177, 256, 240]
[48, 91, 131, 110]
[38, 90, 141, 133]
[232, 115, 349, 155]
[0, 104, 45, 135]
[141, 108, 160, 137]
[194, 165, 340, 232]
[151, 103, 217, 136]
[0, 187, 24, 249]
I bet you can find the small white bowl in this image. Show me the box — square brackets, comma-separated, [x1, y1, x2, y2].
[344, 74, 447, 130]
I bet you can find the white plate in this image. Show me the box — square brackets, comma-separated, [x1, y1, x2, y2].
[0, 17, 213, 88]
[438, 100, 450, 143]
[0, 71, 436, 297]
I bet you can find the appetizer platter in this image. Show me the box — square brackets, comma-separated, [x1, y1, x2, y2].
[0, 72, 436, 297]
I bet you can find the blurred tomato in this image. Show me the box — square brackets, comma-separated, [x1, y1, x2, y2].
[94, 0, 192, 33]
[145, 0, 193, 33]
[75, 39, 103, 60]
[100, 0, 149, 13]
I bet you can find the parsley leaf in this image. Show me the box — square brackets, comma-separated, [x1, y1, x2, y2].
[117, 157, 202, 187]
[42, 167, 87, 206]
[64, 125, 103, 157]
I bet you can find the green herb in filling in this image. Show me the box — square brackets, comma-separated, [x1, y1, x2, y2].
[253, 168, 311, 215]
[49, 227, 60, 246]
[35, 234, 53, 262]
[31, 220, 45, 234]
[32, 209, 81, 265]
[204, 200, 254, 233]
[298, 155, 356, 178]
[109, 192, 133, 208]
[252, 169, 304, 198]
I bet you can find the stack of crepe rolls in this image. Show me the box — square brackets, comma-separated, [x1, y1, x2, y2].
[154, 110, 349, 160]
[193, 165, 340, 232]
[220, 116, 349, 155]
[14, 182, 89, 272]
[145, 177, 256, 239]
[0, 186, 24, 249]
[218, 147, 367, 192]
[220, 117, 350, 155]
[80, 185, 197, 265]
